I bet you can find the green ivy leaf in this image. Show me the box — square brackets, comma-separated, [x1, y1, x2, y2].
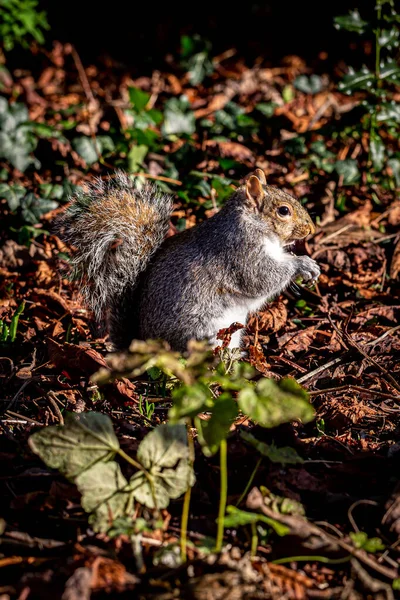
[28, 411, 120, 480]
[186, 52, 214, 85]
[238, 377, 314, 428]
[128, 87, 151, 112]
[130, 424, 195, 509]
[255, 103, 278, 118]
[127, 144, 148, 172]
[294, 75, 323, 95]
[195, 393, 238, 456]
[335, 159, 360, 185]
[388, 158, 400, 187]
[76, 462, 133, 533]
[370, 133, 385, 171]
[162, 97, 196, 136]
[72, 136, 115, 166]
[0, 183, 26, 211]
[20, 193, 59, 224]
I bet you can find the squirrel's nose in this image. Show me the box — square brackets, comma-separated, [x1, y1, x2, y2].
[308, 220, 316, 236]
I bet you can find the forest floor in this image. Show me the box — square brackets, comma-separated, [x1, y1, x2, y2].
[0, 39, 400, 599]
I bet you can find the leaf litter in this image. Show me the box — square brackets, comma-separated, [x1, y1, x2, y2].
[0, 30, 399, 600]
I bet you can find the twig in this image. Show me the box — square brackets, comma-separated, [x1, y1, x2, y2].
[365, 325, 400, 347]
[4, 378, 34, 412]
[105, 171, 182, 186]
[347, 499, 378, 533]
[297, 355, 348, 385]
[69, 45, 95, 104]
[47, 392, 64, 425]
[5, 410, 42, 426]
[132, 172, 182, 186]
[328, 314, 400, 394]
[350, 558, 394, 600]
[308, 385, 400, 403]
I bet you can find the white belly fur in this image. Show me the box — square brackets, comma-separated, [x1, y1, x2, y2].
[211, 236, 287, 348]
[211, 296, 270, 349]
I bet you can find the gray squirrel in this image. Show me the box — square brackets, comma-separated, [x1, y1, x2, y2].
[58, 169, 320, 351]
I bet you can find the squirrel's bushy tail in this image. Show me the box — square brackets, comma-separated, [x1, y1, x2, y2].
[58, 171, 173, 320]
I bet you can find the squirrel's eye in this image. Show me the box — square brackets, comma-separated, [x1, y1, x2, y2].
[278, 205, 291, 217]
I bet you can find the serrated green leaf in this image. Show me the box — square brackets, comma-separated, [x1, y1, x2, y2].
[380, 60, 400, 85]
[76, 461, 133, 533]
[130, 424, 195, 509]
[334, 11, 367, 33]
[377, 103, 400, 123]
[28, 412, 120, 480]
[238, 377, 314, 428]
[338, 67, 374, 94]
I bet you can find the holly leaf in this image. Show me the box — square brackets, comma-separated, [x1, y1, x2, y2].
[29, 412, 120, 480]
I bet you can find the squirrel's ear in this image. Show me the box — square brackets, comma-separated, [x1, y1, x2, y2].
[246, 175, 264, 207]
[253, 168, 266, 185]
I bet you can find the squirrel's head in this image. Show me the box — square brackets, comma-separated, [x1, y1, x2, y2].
[241, 169, 316, 245]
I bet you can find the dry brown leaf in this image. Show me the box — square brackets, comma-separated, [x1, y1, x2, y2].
[390, 237, 400, 279]
[248, 300, 288, 334]
[277, 326, 317, 355]
[205, 139, 254, 162]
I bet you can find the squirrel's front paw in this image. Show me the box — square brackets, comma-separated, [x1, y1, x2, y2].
[295, 256, 320, 284]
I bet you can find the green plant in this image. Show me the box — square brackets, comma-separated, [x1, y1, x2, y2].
[334, 1, 400, 183]
[92, 340, 314, 552]
[0, 301, 25, 342]
[29, 340, 315, 554]
[29, 413, 195, 532]
[0, 0, 49, 51]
